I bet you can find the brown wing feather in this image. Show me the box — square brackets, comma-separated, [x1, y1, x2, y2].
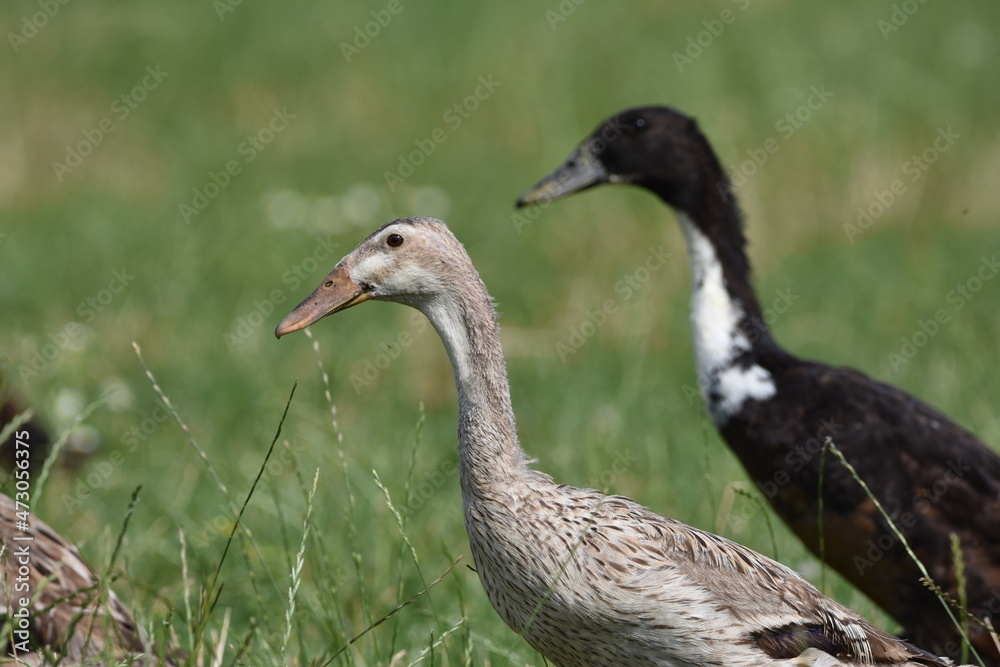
[590, 495, 952, 665]
[0, 493, 176, 664]
[727, 355, 1000, 663]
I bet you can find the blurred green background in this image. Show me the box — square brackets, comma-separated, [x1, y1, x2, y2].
[3, 0, 999, 663]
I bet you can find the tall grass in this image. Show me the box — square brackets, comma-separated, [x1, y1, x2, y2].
[3, 0, 999, 663]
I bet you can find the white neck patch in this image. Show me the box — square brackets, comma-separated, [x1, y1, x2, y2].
[677, 214, 776, 424]
[421, 297, 476, 390]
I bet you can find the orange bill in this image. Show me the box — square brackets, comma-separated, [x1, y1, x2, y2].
[275, 267, 372, 338]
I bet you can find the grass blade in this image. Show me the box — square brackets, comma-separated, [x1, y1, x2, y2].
[825, 438, 984, 666]
[322, 557, 462, 666]
[281, 468, 319, 658]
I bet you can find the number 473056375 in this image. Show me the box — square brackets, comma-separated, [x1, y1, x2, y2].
[13, 429, 31, 510]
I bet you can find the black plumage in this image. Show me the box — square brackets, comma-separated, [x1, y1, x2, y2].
[0, 390, 51, 476]
[516, 106, 1000, 664]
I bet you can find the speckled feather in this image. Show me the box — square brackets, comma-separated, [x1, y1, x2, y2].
[0, 493, 175, 665]
[465, 478, 953, 666]
[279, 218, 960, 667]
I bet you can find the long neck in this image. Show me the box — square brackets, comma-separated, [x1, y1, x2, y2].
[669, 186, 778, 424]
[418, 283, 530, 496]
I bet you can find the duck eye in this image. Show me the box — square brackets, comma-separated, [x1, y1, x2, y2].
[635, 118, 646, 129]
[325, 281, 334, 287]
[387, 234, 404, 248]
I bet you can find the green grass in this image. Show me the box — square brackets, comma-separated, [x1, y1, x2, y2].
[3, 0, 1000, 663]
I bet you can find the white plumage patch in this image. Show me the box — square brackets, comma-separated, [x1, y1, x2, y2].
[713, 365, 777, 422]
[422, 298, 475, 387]
[351, 252, 393, 280]
[677, 215, 776, 424]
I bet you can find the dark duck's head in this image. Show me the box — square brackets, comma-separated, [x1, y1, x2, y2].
[516, 105, 757, 341]
[516, 105, 775, 425]
[516, 106, 732, 217]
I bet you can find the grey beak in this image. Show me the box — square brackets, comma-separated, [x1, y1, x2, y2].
[515, 143, 610, 208]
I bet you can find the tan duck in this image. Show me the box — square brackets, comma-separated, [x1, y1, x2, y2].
[0, 492, 172, 665]
[515, 106, 1000, 665]
[276, 217, 960, 666]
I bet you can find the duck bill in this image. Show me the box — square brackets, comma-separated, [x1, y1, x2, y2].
[515, 142, 609, 207]
[275, 267, 371, 338]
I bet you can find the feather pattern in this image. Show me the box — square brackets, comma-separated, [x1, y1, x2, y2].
[0, 493, 176, 665]
[277, 217, 961, 666]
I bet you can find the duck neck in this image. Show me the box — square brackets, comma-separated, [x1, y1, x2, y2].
[672, 193, 777, 424]
[418, 283, 529, 497]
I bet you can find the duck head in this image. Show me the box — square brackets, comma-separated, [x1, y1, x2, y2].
[275, 217, 465, 337]
[516, 106, 725, 216]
